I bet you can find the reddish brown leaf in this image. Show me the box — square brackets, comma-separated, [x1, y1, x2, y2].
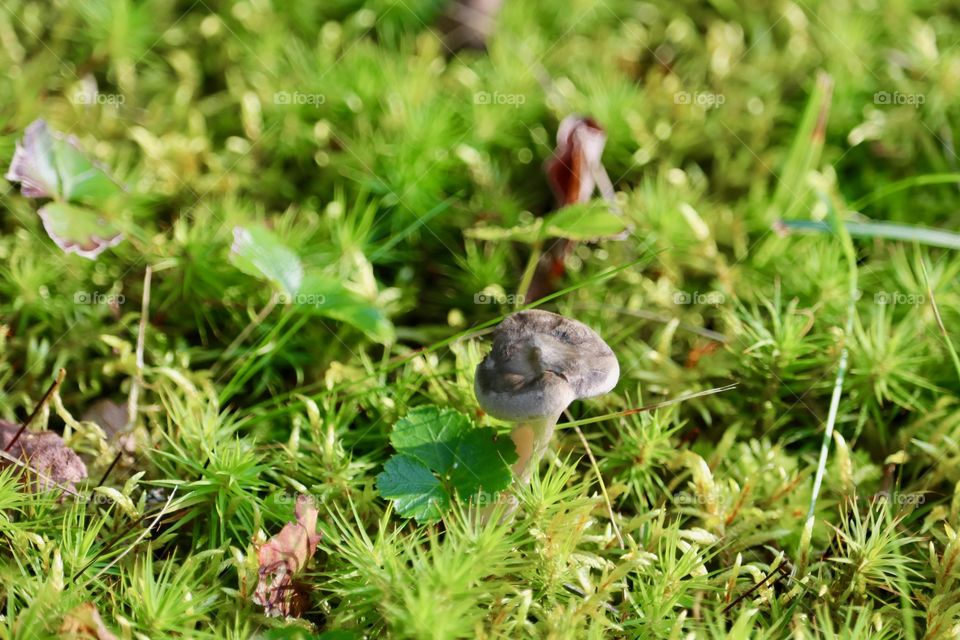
[253, 494, 321, 618]
[527, 116, 616, 302]
[0, 419, 88, 492]
[546, 116, 608, 207]
[59, 603, 117, 640]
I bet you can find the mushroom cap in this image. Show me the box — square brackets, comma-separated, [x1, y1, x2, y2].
[474, 310, 619, 421]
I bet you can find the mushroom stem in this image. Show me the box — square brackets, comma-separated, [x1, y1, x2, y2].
[478, 415, 558, 524]
[509, 415, 559, 482]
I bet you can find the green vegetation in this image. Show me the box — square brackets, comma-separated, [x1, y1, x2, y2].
[1, 0, 960, 637]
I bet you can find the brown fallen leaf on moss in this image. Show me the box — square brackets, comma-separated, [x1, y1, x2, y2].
[253, 494, 321, 618]
[59, 603, 118, 640]
[527, 116, 618, 302]
[0, 419, 88, 492]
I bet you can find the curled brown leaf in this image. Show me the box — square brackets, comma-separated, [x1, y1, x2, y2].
[546, 116, 609, 207]
[252, 494, 321, 618]
[528, 116, 616, 301]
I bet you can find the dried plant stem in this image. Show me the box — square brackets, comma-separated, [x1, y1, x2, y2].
[4, 368, 65, 452]
[126, 266, 152, 432]
[214, 290, 280, 375]
[571, 421, 624, 549]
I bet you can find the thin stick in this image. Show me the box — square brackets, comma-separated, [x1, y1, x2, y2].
[806, 193, 858, 522]
[722, 562, 789, 615]
[70, 490, 173, 583]
[125, 266, 152, 432]
[516, 240, 543, 306]
[95, 451, 123, 488]
[570, 418, 624, 549]
[214, 291, 280, 375]
[555, 383, 738, 430]
[80, 487, 179, 587]
[775, 218, 960, 250]
[4, 368, 66, 452]
[921, 261, 960, 382]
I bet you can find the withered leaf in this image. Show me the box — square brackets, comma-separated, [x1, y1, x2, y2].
[5, 119, 59, 198]
[5, 119, 125, 259]
[0, 419, 88, 492]
[546, 116, 610, 207]
[528, 116, 619, 302]
[253, 494, 321, 618]
[60, 603, 118, 640]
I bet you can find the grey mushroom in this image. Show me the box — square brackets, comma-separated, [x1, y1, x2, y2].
[475, 310, 619, 482]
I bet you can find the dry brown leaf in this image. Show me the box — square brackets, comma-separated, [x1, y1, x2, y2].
[528, 116, 612, 301]
[60, 603, 118, 640]
[546, 116, 608, 207]
[0, 419, 87, 492]
[252, 494, 321, 618]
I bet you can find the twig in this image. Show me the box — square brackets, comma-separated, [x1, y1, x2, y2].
[125, 266, 152, 432]
[775, 218, 960, 250]
[95, 451, 123, 488]
[79, 487, 179, 588]
[556, 383, 738, 430]
[567, 412, 624, 549]
[516, 240, 543, 306]
[921, 261, 960, 382]
[4, 368, 65, 452]
[807, 192, 858, 522]
[722, 562, 790, 615]
[213, 290, 280, 375]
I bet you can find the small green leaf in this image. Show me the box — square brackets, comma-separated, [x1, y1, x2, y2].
[449, 427, 517, 497]
[37, 202, 124, 259]
[5, 119, 59, 198]
[376, 454, 449, 522]
[545, 200, 628, 240]
[6, 119, 123, 204]
[376, 405, 518, 523]
[230, 225, 304, 296]
[6, 119, 127, 259]
[463, 218, 544, 243]
[389, 406, 468, 471]
[465, 203, 628, 244]
[53, 137, 123, 203]
[295, 275, 395, 344]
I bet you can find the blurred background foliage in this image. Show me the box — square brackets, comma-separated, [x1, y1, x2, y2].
[0, 0, 959, 636]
